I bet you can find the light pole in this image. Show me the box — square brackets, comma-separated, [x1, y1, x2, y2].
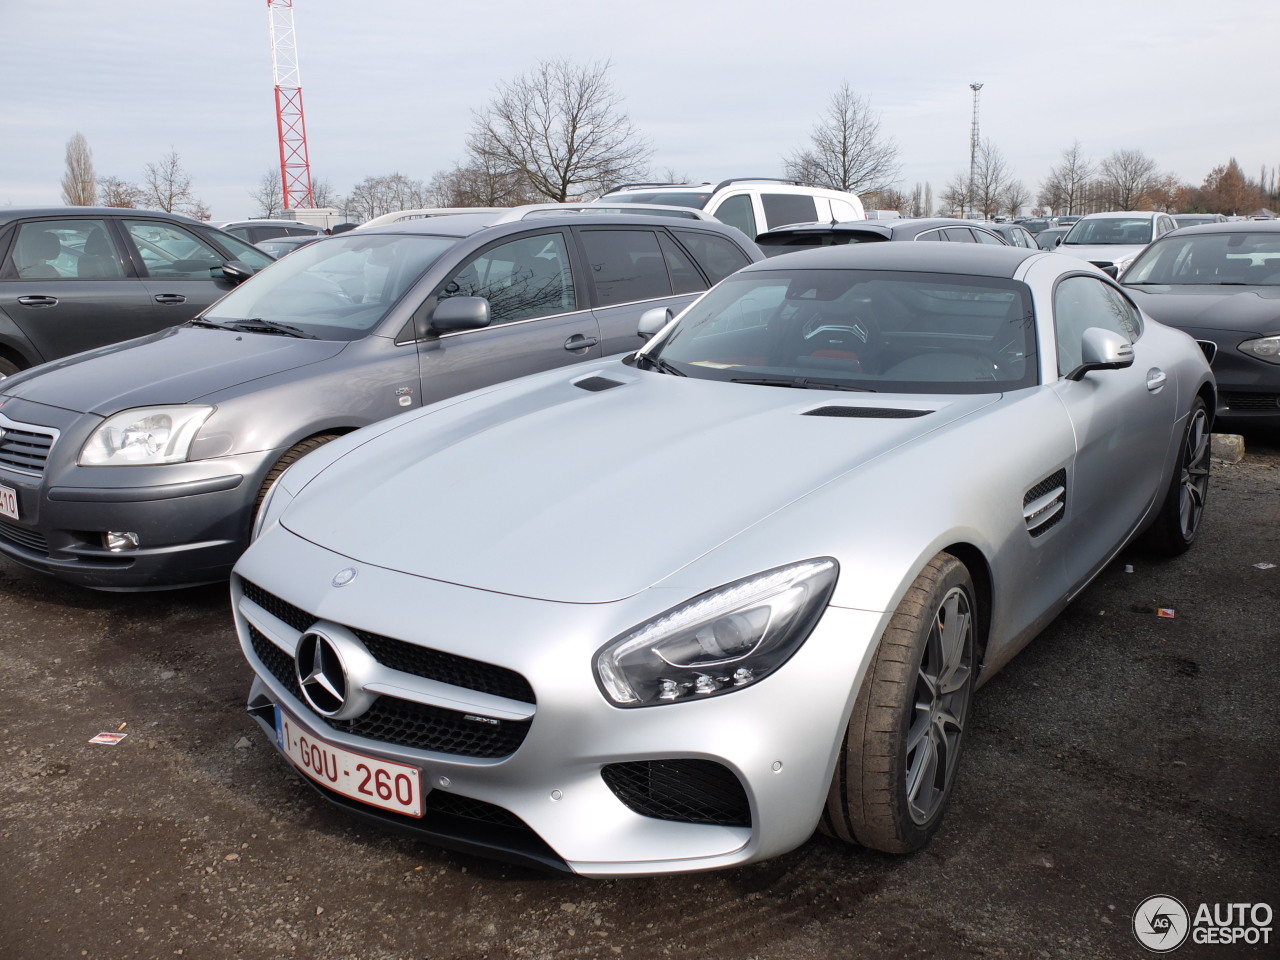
[968, 83, 983, 218]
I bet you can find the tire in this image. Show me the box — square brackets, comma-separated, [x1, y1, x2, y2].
[1143, 397, 1211, 557]
[822, 552, 976, 854]
[0, 357, 21, 379]
[253, 433, 342, 517]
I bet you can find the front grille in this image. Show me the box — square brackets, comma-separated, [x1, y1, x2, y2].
[0, 518, 48, 554]
[249, 624, 302, 699]
[1222, 392, 1280, 412]
[0, 422, 56, 476]
[602, 759, 751, 827]
[240, 579, 314, 632]
[329, 696, 530, 758]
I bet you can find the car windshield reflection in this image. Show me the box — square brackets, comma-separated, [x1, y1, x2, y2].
[1124, 233, 1280, 286]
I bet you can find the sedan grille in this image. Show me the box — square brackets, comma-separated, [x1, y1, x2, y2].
[602, 759, 751, 827]
[1023, 469, 1067, 538]
[0, 421, 57, 476]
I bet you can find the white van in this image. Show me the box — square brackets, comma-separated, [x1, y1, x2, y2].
[596, 178, 865, 237]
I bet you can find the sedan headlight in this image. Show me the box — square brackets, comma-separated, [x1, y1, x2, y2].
[78, 405, 214, 466]
[594, 558, 838, 707]
[1238, 335, 1280, 364]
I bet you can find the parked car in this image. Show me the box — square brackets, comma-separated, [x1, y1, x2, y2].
[359, 203, 715, 230]
[254, 235, 325, 258]
[1035, 226, 1071, 251]
[0, 210, 762, 589]
[755, 217, 1006, 256]
[1055, 215, 1082, 228]
[1121, 219, 1280, 426]
[1055, 211, 1179, 277]
[1173, 214, 1228, 229]
[1018, 218, 1056, 235]
[596, 178, 866, 239]
[985, 222, 1039, 249]
[218, 219, 326, 244]
[232, 243, 1214, 876]
[0, 207, 273, 377]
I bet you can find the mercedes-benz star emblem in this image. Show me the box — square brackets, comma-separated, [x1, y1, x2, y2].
[296, 632, 347, 716]
[331, 567, 358, 588]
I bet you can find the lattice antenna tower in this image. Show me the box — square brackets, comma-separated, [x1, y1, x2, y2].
[968, 82, 984, 213]
[268, 0, 315, 211]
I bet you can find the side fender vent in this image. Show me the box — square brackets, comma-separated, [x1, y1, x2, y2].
[1023, 469, 1067, 538]
[803, 406, 933, 419]
[574, 376, 625, 393]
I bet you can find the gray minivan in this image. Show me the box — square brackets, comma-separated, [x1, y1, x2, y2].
[0, 208, 761, 589]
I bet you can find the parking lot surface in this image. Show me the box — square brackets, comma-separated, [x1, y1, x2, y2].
[2, 432, 1277, 960]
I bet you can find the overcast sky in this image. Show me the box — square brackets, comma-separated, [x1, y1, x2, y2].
[2, 0, 1277, 222]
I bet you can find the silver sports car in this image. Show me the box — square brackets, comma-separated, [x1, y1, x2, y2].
[232, 243, 1215, 876]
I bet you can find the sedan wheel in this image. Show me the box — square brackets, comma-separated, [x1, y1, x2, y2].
[0, 357, 19, 379]
[1145, 397, 1211, 556]
[822, 553, 976, 853]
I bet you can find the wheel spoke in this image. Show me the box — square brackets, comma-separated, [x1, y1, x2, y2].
[905, 734, 938, 819]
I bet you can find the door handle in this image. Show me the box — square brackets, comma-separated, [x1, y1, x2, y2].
[564, 334, 599, 352]
[17, 296, 58, 307]
[154, 294, 188, 304]
[1146, 368, 1167, 393]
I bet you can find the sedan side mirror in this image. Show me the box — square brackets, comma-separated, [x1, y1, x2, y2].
[1064, 327, 1135, 381]
[221, 261, 256, 284]
[429, 296, 491, 334]
[638, 307, 673, 339]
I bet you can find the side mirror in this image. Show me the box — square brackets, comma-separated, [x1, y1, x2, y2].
[1064, 327, 1134, 381]
[637, 307, 673, 339]
[221, 260, 256, 284]
[429, 296, 491, 334]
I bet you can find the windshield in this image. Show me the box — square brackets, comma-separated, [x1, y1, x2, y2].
[604, 191, 712, 209]
[1064, 218, 1154, 246]
[1123, 232, 1280, 286]
[204, 233, 458, 339]
[640, 269, 1037, 394]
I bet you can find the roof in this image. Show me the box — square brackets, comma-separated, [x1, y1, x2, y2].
[0, 206, 205, 225]
[739, 239, 1040, 278]
[361, 211, 752, 242]
[1165, 219, 1280, 237]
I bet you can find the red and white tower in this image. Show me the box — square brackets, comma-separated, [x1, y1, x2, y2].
[267, 0, 315, 211]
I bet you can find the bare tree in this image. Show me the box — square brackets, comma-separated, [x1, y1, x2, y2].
[428, 156, 539, 208]
[251, 169, 284, 218]
[783, 83, 901, 197]
[61, 132, 96, 205]
[940, 173, 972, 217]
[344, 173, 432, 221]
[1097, 149, 1162, 210]
[1038, 141, 1094, 216]
[1201, 158, 1257, 215]
[1001, 179, 1031, 218]
[140, 150, 207, 217]
[97, 175, 144, 208]
[467, 58, 652, 202]
[310, 179, 342, 211]
[970, 139, 1012, 219]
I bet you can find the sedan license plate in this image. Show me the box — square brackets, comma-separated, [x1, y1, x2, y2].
[275, 708, 424, 817]
[0, 484, 17, 521]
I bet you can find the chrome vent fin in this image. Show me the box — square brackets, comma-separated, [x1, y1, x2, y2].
[1023, 469, 1067, 538]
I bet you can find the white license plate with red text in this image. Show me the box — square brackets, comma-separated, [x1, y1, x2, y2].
[0, 484, 18, 521]
[275, 708, 424, 817]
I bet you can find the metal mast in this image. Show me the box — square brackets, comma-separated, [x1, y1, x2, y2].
[268, 0, 315, 211]
[967, 83, 983, 216]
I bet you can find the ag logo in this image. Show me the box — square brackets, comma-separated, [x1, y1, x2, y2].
[1134, 895, 1190, 952]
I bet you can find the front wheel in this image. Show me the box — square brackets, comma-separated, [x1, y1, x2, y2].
[821, 552, 976, 853]
[1144, 397, 1211, 557]
[0, 357, 21, 379]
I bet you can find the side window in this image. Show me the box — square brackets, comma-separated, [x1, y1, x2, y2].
[914, 229, 945, 242]
[671, 229, 753, 284]
[830, 199, 858, 222]
[711, 194, 757, 238]
[943, 227, 977, 243]
[439, 231, 574, 325]
[760, 193, 818, 230]
[124, 220, 226, 279]
[973, 229, 1005, 245]
[203, 229, 275, 270]
[656, 232, 707, 295]
[579, 229, 673, 306]
[1054, 275, 1143, 376]
[7, 219, 126, 279]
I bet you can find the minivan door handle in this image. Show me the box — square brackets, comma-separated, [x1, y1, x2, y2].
[564, 334, 598, 352]
[154, 294, 188, 305]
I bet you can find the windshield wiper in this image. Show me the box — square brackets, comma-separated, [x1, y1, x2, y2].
[225, 318, 318, 339]
[731, 376, 874, 392]
[186, 317, 240, 330]
[637, 354, 686, 377]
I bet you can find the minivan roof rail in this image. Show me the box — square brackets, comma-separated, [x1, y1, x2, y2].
[712, 177, 825, 191]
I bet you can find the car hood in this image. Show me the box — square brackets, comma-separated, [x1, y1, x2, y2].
[1126, 286, 1280, 333]
[0, 326, 347, 416]
[281, 370, 998, 603]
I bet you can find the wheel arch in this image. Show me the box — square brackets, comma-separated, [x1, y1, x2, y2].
[938, 540, 993, 677]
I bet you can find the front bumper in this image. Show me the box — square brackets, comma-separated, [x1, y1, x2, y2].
[232, 531, 883, 877]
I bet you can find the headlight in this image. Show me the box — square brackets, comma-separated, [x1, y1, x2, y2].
[1238, 335, 1280, 364]
[78, 405, 213, 466]
[594, 558, 838, 707]
[251, 471, 293, 542]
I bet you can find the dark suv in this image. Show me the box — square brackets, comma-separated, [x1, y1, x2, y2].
[0, 207, 761, 589]
[0, 207, 274, 377]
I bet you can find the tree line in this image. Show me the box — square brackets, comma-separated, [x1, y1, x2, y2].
[58, 60, 1280, 224]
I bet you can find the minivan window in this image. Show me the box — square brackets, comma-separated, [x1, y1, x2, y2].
[580, 230, 673, 306]
[761, 193, 819, 230]
[712, 195, 756, 238]
[671, 229, 753, 284]
[440, 232, 575, 324]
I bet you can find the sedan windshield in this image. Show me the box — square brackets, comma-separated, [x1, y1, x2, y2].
[1123, 233, 1280, 286]
[1063, 218, 1154, 246]
[204, 234, 459, 339]
[640, 269, 1038, 394]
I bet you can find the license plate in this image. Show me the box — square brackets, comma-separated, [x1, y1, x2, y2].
[275, 708, 424, 817]
[0, 484, 17, 521]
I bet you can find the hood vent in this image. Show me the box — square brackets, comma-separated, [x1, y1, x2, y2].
[803, 405, 933, 419]
[1023, 469, 1067, 537]
[574, 376, 625, 393]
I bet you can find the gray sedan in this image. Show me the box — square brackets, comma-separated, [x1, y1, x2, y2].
[0, 209, 760, 589]
[233, 243, 1214, 875]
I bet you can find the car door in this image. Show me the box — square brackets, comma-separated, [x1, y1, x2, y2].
[122, 218, 250, 325]
[414, 228, 604, 404]
[1047, 272, 1178, 586]
[0, 216, 155, 364]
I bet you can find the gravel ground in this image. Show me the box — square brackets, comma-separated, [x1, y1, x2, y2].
[1, 430, 1277, 960]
